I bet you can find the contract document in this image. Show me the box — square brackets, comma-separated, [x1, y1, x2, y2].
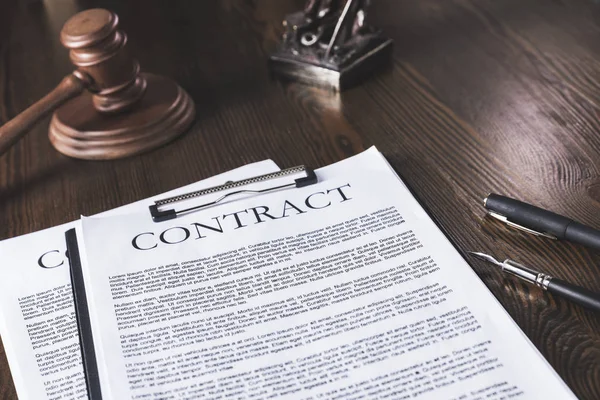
[0, 160, 280, 400]
[77, 148, 576, 400]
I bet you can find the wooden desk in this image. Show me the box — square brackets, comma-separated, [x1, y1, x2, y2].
[1, 0, 599, 398]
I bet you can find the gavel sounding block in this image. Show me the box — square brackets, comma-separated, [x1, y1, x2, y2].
[49, 73, 195, 160]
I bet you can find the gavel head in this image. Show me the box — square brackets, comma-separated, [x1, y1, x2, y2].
[60, 9, 146, 114]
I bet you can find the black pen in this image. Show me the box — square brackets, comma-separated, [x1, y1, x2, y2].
[470, 252, 600, 313]
[484, 193, 600, 251]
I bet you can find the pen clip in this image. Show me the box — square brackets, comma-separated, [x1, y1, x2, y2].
[487, 211, 557, 240]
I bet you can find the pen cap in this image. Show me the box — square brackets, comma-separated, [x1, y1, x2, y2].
[485, 194, 572, 238]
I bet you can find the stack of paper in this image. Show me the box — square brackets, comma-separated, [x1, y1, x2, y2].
[0, 160, 280, 400]
[0, 148, 577, 400]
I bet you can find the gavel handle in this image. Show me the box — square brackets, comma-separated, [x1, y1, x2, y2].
[0, 72, 90, 157]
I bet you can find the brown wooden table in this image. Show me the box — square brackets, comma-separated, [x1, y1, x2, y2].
[1, 0, 600, 399]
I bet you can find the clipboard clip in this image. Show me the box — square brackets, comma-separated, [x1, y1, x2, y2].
[149, 166, 318, 222]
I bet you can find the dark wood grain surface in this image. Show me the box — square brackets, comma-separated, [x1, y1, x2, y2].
[1, 0, 600, 398]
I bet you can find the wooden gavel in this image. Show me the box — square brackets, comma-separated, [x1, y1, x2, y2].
[0, 9, 195, 160]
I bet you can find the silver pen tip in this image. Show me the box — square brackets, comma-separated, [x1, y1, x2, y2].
[468, 251, 503, 267]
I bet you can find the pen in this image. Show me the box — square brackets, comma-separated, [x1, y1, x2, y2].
[469, 252, 600, 313]
[484, 193, 600, 251]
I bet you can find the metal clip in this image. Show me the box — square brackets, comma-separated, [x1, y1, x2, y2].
[487, 211, 557, 240]
[149, 166, 318, 222]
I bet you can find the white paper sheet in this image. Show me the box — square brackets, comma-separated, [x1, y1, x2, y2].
[79, 148, 576, 400]
[0, 160, 280, 400]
